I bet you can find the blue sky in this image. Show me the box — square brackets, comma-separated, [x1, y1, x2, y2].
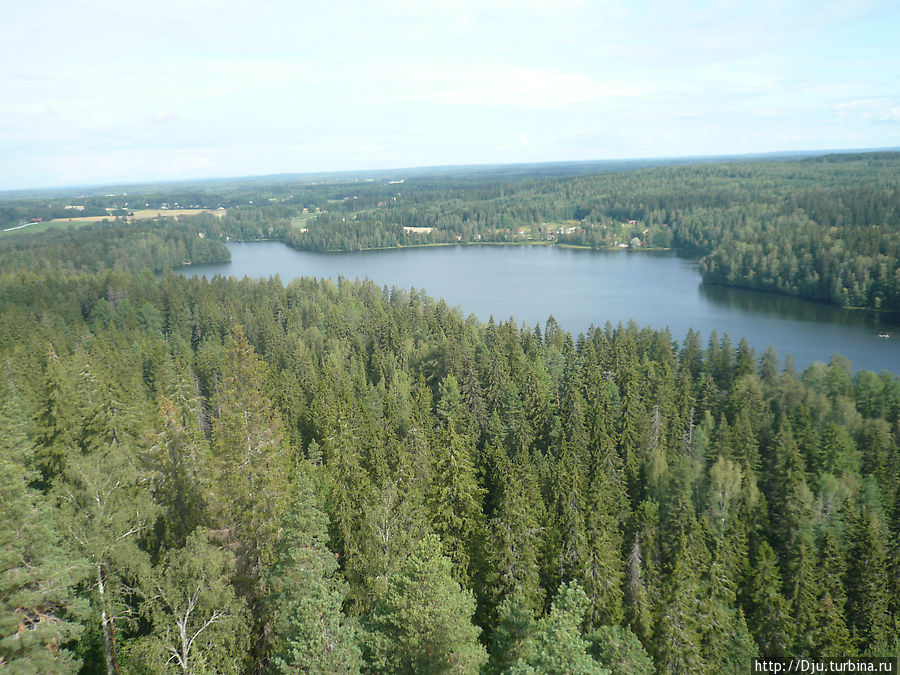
[2, 0, 899, 189]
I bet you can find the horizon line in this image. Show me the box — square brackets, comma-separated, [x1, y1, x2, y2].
[2, 145, 899, 200]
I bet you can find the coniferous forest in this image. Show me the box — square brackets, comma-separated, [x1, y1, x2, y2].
[4, 152, 900, 310]
[2, 155, 900, 673]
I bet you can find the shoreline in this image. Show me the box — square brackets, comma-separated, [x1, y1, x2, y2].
[220, 237, 892, 315]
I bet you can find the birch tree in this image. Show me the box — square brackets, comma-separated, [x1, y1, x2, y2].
[130, 530, 248, 674]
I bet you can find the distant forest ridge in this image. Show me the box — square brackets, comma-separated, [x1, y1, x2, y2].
[3, 150, 900, 310]
[2, 146, 897, 200]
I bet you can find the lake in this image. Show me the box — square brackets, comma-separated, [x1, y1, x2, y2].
[180, 242, 900, 374]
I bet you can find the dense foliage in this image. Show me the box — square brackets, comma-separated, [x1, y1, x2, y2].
[2, 155, 900, 671]
[2, 262, 899, 672]
[5, 152, 900, 309]
[0, 220, 229, 275]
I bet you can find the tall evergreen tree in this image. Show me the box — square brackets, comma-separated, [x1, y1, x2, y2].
[508, 582, 608, 675]
[146, 395, 208, 552]
[266, 466, 362, 674]
[429, 376, 485, 586]
[746, 541, 792, 657]
[588, 625, 654, 675]
[845, 509, 893, 653]
[787, 533, 818, 656]
[488, 592, 536, 675]
[1, 390, 88, 672]
[812, 531, 853, 656]
[364, 534, 487, 674]
[483, 448, 546, 618]
[207, 326, 291, 586]
[33, 346, 80, 481]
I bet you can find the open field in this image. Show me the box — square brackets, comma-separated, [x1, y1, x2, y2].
[289, 212, 317, 229]
[128, 208, 225, 219]
[48, 208, 225, 224]
[1, 218, 98, 235]
[2, 208, 227, 237]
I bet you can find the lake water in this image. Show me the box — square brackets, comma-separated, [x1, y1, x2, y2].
[180, 242, 900, 374]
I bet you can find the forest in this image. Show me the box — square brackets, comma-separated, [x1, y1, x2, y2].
[1, 209, 900, 672]
[1, 154, 900, 673]
[4, 151, 900, 310]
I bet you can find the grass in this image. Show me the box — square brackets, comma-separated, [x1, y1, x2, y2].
[128, 208, 225, 219]
[2, 208, 226, 237]
[1, 218, 98, 236]
[289, 212, 317, 229]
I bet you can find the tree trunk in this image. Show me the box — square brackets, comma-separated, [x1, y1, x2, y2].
[97, 563, 120, 675]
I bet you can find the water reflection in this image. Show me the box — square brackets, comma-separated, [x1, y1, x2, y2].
[180, 242, 900, 372]
[699, 283, 900, 331]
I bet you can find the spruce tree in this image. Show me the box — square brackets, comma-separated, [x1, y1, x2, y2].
[429, 378, 485, 587]
[207, 326, 290, 586]
[33, 346, 80, 482]
[146, 395, 208, 551]
[484, 449, 546, 617]
[653, 554, 706, 673]
[266, 466, 362, 674]
[787, 533, 818, 656]
[813, 531, 853, 656]
[845, 509, 893, 653]
[747, 541, 792, 657]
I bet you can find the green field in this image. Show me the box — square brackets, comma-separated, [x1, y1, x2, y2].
[1, 217, 102, 236]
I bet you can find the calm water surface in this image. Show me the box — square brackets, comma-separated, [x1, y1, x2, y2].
[180, 242, 900, 373]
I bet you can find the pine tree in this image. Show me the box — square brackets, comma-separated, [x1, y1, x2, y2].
[488, 592, 536, 675]
[588, 625, 654, 675]
[0, 390, 88, 672]
[365, 534, 487, 674]
[509, 582, 608, 675]
[266, 466, 362, 674]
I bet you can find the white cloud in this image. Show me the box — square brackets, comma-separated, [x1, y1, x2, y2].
[833, 98, 900, 122]
[1, 0, 898, 188]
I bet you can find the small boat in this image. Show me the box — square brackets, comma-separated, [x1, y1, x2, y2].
[877, 332, 890, 339]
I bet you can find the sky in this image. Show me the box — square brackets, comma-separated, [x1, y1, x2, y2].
[2, 0, 899, 190]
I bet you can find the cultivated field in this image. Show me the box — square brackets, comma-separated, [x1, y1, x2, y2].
[127, 208, 225, 219]
[39, 208, 226, 227]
